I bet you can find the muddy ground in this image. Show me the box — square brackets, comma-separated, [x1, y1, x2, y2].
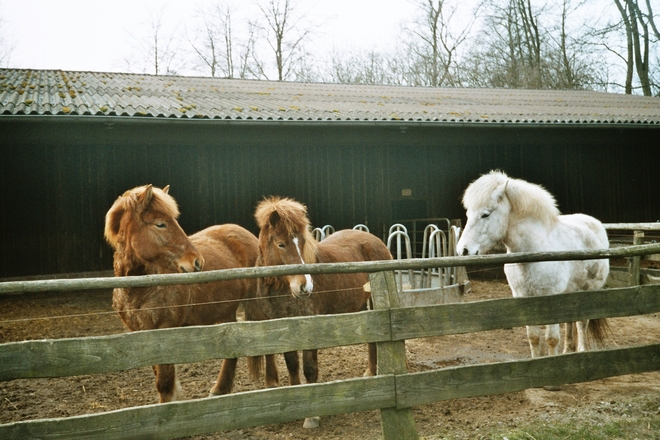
[1, 279, 659, 439]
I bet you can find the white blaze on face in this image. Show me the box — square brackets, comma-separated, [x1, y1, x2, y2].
[291, 236, 313, 297]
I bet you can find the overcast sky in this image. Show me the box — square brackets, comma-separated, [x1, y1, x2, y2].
[1, 0, 426, 75]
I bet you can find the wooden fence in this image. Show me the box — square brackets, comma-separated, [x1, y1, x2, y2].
[1, 242, 660, 440]
[604, 223, 660, 287]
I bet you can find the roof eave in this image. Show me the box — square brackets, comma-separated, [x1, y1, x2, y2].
[0, 113, 657, 130]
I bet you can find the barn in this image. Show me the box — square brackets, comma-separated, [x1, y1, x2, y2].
[1, 68, 659, 279]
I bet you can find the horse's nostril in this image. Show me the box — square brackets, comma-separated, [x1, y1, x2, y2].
[462, 248, 469, 256]
[194, 259, 202, 272]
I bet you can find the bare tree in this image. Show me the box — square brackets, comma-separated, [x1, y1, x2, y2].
[253, 0, 316, 81]
[403, 0, 480, 87]
[188, 2, 238, 78]
[612, 0, 658, 95]
[326, 49, 403, 85]
[464, 0, 544, 88]
[556, 0, 579, 87]
[544, 0, 608, 89]
[234, 20, 260, 79]
[124, 4, 185, 75]
[464, 0, 607, 90]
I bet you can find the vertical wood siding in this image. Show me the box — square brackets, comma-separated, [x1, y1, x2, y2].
[1, 119, 658, 278]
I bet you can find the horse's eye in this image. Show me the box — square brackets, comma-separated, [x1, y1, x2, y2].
[481, 212, 491, 219]
[277, 242, 285, 249]
[155, 222, 167, 229]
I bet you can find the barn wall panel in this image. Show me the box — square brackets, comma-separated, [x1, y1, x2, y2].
[1, 118, 658, 278]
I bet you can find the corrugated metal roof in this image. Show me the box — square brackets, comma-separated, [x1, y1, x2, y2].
[1, 68, 659, 125]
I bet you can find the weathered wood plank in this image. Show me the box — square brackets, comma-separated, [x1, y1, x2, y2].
[629, 231, 644, 286]
[0, 375, 396, 440]
[370, 271, 419, 440]
[4, 284, 658, 381]
[390, 284, 660, 340]
[0, 310, 391, 381]
[3, 242, 660, 294]
[607, 266, 660, 287]
[604, 223, 660, 231]
[396, 343, 660, 408]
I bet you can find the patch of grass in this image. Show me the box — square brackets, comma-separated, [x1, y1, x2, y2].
[483, 405, 659, 440]
[485, 421, 658, 439]
[425, 397, 660, 440]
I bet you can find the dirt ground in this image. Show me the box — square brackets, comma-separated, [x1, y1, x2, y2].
[1, 278, 659, 439]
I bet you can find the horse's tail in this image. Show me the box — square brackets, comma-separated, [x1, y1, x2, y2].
[247, 355, 263, 383]
[588, 318, 610, 348]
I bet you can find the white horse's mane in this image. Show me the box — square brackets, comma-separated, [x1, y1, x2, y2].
[463, 170, 560, 227]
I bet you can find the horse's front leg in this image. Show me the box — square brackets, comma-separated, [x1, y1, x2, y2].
[302, 349, 318, 383]
[563, 322, 577, 353]
[525, 325, 544, 358]
[265, 354, 279, 388]
[364, 342, 377, 376]
[209, 358, 238, 396]
[301, 349, 320, 429]
[153, 364, 184, 403]
[545, 324, 561, 356]
[283, 351, 302, 385]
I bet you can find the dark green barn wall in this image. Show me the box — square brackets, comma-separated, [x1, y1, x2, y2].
[1, 116, 659, 278]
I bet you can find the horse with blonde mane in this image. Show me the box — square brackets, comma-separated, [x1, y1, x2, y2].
[105, 184, 259, 403]
[456, 171, 610, 363]
[247, 196, 392, 428]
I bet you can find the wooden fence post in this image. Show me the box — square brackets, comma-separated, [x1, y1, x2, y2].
[629, 231, 644, 286]
[369, 270, 419, 440]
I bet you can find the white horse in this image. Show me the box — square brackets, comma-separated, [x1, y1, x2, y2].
[456, 170, 609, 358]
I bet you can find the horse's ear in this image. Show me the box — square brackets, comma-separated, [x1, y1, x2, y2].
[268, 210, 281, 228]
[162, 185, 170, 194]
[501, 180, 509, 201]
[500, 178, 524, 214]
[495, 180, 509, 203]
[136, 184, 154, 211]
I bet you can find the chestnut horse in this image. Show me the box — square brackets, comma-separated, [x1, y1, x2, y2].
[246, 196, 392, 429]
[104, 185, 258, 403]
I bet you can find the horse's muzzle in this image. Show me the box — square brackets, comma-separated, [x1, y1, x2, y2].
[291, 288, 312, 299]
[179, 258, 203, 273]
[460, 247, 478, 256]
[290, 274, 314, 298]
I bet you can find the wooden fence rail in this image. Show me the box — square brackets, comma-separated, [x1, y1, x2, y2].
[1, 244, 660, 439]
[2, 242, 660, 295]
[2, 283, 658, 382]
[604, 224, 660, 287]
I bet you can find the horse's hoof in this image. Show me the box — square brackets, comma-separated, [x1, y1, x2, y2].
[303, 416, 320, 429]
[543, 385, 561, 391]
[208, 387, 224, 397]
[169, 381, 186, 401]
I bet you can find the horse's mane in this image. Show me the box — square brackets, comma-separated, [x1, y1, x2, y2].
[463, 171, 560, 226]
[126, 185, 179, 217]
[105, 185, 179, 248]
[255, 196, 318, 262]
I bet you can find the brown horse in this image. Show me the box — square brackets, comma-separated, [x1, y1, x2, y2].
[104, 184, 258, 403]
[247, 196, 392, 428]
